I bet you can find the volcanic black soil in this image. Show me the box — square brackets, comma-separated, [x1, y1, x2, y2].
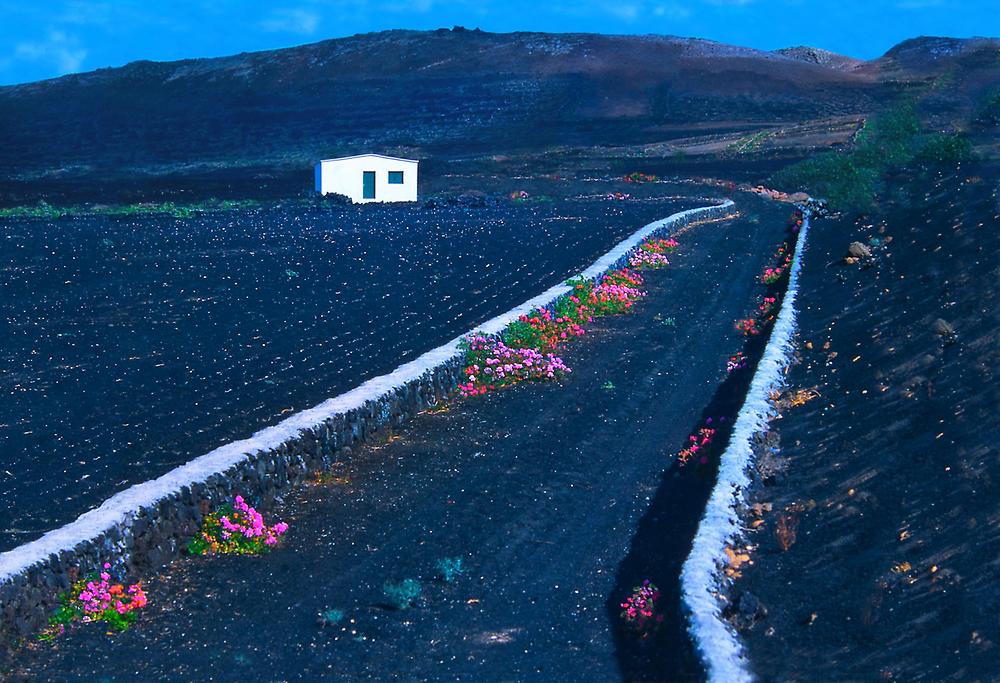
[0, 183, 697, 552]
[3, 194, 794, 681]
[735, 164, 999, 682]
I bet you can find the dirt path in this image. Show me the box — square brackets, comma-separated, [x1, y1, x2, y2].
[7, 196, 791, 682]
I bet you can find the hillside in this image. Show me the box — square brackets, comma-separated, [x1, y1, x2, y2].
[0, 30, 996, 203]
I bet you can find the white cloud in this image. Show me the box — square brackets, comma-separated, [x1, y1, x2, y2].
[606, 3, 641, 20]
[384, 0, 437, 11]
[259, 8, 321, 35]
[653, 3, 693, 19]
[13, 30, 87, 75]
[58, 1, 115, 26]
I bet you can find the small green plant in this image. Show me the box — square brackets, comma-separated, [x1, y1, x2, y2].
[661, 317, 676, 327]
[0, 198, 264, 220]
[435, 557, 466, 583]
[318, 608, 345, 627]
[383, 579, 422, 609]
[602, 381, 615, 390]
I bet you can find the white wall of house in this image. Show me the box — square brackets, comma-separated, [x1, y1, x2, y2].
[314, 154, 419, 204]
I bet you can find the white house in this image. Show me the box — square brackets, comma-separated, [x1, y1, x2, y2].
[314, 154, 419, 203]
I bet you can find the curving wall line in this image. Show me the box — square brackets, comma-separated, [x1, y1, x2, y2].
[680, 209, 810, 682]
[0, 198, 734, 640]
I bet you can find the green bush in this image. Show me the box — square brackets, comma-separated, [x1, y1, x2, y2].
[913, 133, 973, 164]
[383, 579, 422, 609]
[770, 102, 972, 212]
[974, 88, 1000, 127]
[435, 557, 466, 583]
[771, 152, 881, 211]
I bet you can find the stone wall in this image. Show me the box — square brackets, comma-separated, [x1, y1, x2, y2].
[0, 199, 733, 645]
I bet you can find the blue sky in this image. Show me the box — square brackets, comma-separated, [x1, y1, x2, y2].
[0, 0, 996, 85]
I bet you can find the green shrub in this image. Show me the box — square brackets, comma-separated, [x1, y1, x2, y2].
[771, 152, 881, 211]
[318, 608, 345, 626]
[913, 133, 974, 164]
[435, 557, 466, 583]
[974, 88, 1000, 127]
[383, 579, 422, 609]
[770, 101, 972, 212]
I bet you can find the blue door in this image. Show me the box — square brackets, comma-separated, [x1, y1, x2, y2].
[363, 171, 376, 199]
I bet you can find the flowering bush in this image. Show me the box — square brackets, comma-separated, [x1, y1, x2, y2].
[458, 335, 571, 397]
[460, 268, 646, 398]
[726, 351, 748, 373]
[553, 270, 646, 321]
[187, 495, 289, 555]
[624, 172, 658, 183]
[509, 190, 529, 200]
[761, 245, 794, 285]
[788, 209, 804, 232]
[761, 266, 785, 285]
[629, 249, 669, 269]
[593, 269, 645, 315]
[735, 317, 759, 336]
[757, 296, 778, 317]
[678, 419, 720, 465]
[620, 580, 663, 632]
[640, 237, 679, 255]
[736, 295, 781, 337]
[503, 307, 586, 354]
[39, 563, 147, 639]
[606, 191, 631, 200]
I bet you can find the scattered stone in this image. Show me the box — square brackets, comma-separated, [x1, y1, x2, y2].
[930, 318, 959, 345]
[723, 590, 768, 631]
[932, 318, 953, 336]
[848, 241, 872, 259]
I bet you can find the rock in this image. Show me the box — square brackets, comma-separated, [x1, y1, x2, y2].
[932, 318, 954, 337]
[788, 192, 810, 203]
[848, 241, 872, 259]
[723, 590, 768, 631]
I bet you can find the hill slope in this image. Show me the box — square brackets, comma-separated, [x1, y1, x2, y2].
[0, 30, 995, 201]
[0, 30, 875, 180]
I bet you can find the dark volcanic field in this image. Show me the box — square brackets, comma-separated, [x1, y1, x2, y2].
[738, 165, 999, 681]
[0, 187, 699, 551]
[3, 195, 792, 681]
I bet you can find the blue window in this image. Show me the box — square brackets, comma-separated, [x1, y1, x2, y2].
[388, 171, 404, 184]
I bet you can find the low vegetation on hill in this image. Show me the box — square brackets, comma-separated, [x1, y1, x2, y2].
[770, 102, 975, 211]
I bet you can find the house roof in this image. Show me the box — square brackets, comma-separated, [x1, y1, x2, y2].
[317, 153, 419, 164]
